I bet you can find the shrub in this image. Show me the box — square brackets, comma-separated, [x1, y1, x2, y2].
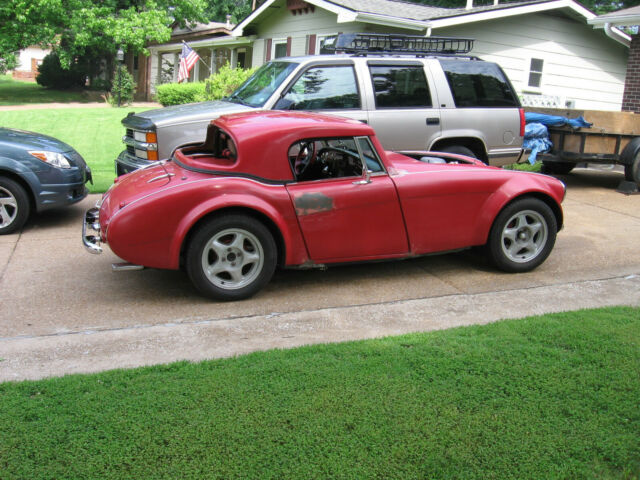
[109, 64, 135, 107]
[204, 64, 256, 101]
[36, 53, 86, 89]
[155, 82, 207, 106]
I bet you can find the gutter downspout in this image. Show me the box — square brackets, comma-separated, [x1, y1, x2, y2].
[604, 22, 631, 47]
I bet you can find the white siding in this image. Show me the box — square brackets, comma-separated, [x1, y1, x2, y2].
[16, 47, 49, 72]
[438, 13, 628, 111]
[250, 0, 408, 62]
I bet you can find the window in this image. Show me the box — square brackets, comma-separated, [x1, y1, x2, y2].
[229, 61, 298, 108]
[369, 64, 432, 108]
[439, 60, 519, 108]
[528, 58, 544, 89]
[275, 65, 360, 110]
[317, 35, 336, 54]
[274, 41, 288, 59]
[289, 137, 381, 182]
[198, 49, 212, 81]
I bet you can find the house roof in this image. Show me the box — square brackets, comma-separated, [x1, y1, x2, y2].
[588, 5, 640, 26]
[234, 0, 620, 36]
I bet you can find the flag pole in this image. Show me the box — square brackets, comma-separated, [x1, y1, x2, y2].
[183, 40, 212, 75]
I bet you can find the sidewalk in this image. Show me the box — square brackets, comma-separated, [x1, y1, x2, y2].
[0, 101, 161, 111]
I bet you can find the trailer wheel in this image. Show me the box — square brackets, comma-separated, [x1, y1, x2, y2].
[624, 152, 640, 184]
[541, 161, 575, 175]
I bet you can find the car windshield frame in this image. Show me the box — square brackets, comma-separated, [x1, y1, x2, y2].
[227, 61, 299, 108]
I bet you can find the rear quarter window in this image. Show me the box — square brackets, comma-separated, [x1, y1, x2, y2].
[439, 60, 519, 108]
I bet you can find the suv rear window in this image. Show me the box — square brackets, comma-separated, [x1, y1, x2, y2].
[439, 60, 518, 108]
[369, 65, 432, 109]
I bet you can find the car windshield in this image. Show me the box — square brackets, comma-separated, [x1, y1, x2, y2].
[227, 61, 299, 108]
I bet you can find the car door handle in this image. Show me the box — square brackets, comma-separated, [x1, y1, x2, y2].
[426, 117, 440, 125]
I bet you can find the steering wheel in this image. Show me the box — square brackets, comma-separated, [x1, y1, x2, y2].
[294, 141, 316, 178]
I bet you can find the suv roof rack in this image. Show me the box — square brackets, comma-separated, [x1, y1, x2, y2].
[323, 33, 474, 57]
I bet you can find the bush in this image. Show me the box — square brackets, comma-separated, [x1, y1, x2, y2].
[108, 65, 135, 107]
[204, 64, 256, 101]
[155, 82, 207, 106]
[36, 53, 86, 89]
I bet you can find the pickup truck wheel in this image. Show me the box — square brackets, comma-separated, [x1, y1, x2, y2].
[542, 161, 575, 175]
[440, 145, 476, 159]
[186, 215, 277, 301]
[624, 152, 640, 183]
[0, 178, 30, 235]
[487, 198, 557, 273]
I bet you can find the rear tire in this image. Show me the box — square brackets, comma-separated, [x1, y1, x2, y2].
[439, 145, 477, 159]
[0, 177, 30, 235]
[624, 152, 640, 183]
[542, 161, 575, 175]
[186, 215, 277, 301]
[487, 198, 557, 273]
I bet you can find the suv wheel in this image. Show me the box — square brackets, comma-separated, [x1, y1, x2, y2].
[440, 145, 476, 159]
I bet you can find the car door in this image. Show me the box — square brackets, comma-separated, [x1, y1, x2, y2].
[364, 61, 441, 151]
[286, 136, 408, 262]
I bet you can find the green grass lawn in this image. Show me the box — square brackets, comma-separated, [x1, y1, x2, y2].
[1, 306, 638, 479]
[0, 74, 101, 105]
[0, 107, 152, 192]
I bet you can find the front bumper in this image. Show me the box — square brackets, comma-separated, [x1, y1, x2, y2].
[82, 207, 102, 254]
[115, 150, 155, 176]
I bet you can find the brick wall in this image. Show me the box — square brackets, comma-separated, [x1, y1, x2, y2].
[622, 34, 640, 113]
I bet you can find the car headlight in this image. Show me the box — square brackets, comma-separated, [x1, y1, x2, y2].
[29, 151, 72, 169]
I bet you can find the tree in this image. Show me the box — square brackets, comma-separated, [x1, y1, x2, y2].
[0, 0, 208, 75]
[205, 0, 253, 24]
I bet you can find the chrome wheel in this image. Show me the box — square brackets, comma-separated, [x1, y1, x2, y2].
[201, 227, 265, 290]
[500, 209, 548, 263]
[0, 186, 18, 229]
[487, 198, 557, 273]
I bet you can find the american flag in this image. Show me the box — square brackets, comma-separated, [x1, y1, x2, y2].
[178, 42, 199, 83]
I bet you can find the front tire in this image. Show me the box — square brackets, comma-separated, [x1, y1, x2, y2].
[487, 198, 557, 273]
[0, 177, 30, 235]
[186, 215, 277, 301]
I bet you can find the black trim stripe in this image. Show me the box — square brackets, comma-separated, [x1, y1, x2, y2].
[172, 157, 293, 185]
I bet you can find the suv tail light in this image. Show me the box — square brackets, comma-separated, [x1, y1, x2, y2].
[519, 108, 525, 137]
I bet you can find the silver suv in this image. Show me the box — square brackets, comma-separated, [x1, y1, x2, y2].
[116, 33, 524, 175]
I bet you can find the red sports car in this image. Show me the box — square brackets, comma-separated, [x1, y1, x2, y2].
[83, 111, 565, 301]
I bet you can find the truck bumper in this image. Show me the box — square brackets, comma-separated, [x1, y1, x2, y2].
[115, 150, 154, 176]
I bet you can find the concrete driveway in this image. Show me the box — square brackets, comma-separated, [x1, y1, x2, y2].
[1, 166, 640, 381]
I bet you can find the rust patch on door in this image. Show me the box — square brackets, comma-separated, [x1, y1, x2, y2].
[294, 192, 334, 216]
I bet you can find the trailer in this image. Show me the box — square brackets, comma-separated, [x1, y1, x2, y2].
[527, 108, 640, 185]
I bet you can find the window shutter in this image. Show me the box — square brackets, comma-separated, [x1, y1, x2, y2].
[286, 37, 292, 56]
[308, 34, 316, 55]
[266, 38, 272, 61]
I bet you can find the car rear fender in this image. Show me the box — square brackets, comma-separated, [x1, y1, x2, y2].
[169, 193, 309, 269]
[472, 178, 564, 245]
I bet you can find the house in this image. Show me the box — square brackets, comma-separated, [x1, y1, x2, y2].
[142, 0, 630, 111]
[11, 46, 50, 81]
[589, 6, 640, 113]
[140, 20, 253, 99]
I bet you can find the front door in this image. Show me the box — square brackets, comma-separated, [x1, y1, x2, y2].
[285, 136, 407, 262]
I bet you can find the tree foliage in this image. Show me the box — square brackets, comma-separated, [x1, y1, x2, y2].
[0, 0, 208, 74]
[205, 0, 254, 24]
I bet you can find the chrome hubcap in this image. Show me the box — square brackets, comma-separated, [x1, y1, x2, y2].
[500, 210, 548, 263]
[201, 228, 264, 290]
[0, 186, 18, 229]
